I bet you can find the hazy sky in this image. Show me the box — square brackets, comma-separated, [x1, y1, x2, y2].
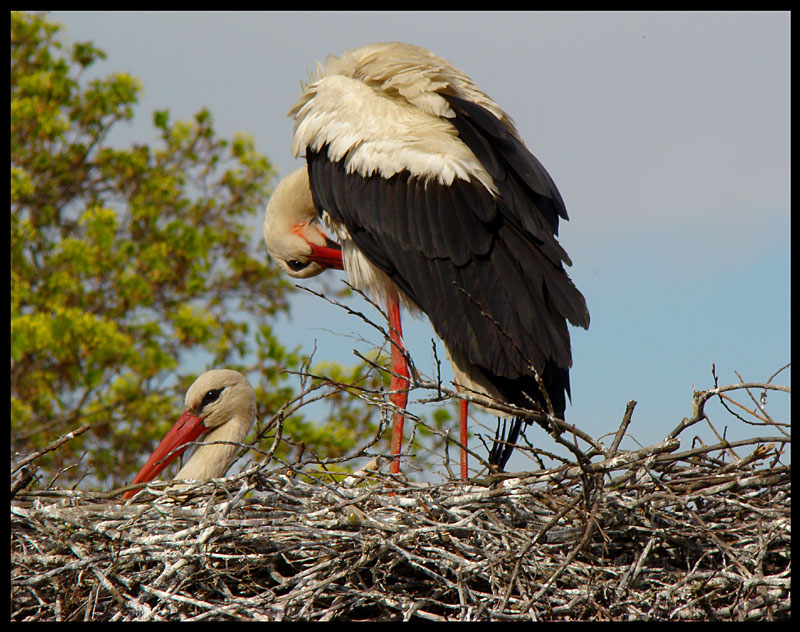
[49, 11, 790, 475]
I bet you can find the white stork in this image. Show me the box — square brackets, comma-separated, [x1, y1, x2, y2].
[263, 42, 589, 478]
[123, 369, 256, 499]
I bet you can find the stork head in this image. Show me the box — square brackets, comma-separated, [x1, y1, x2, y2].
[123, 369, 256, 499]
[263, 167, 344, 278]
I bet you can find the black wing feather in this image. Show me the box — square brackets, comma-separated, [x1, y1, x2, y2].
[442, 93, 568, 226]
[304, 94, 588, 471]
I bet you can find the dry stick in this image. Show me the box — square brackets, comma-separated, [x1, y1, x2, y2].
[349, 349, 495, 473]
[659, 435, 790, 465]
[314, 280, 596, 468]
[616, 537, 656, 597]
[341, 457, 387, 487]
[301, 370, 414, 469]
[667, 382, 789, 440]
[306, 282, 606, 471]
[641, 464, 754, 579]
[715, 442, 776, 475]
[11, 424, 92, 475]
[224, 379, 330, 474]
[498, 492, 585, 613]
[298, 283, 420, 384]
[352, 346, 494, 472]
[413, 376, 607, 456]
[290, 288, 436, 469]
[528, 477, 604, 604]
[337, 282, 420, 379]
[10, 466, 38, 499]
[251, 380, 328, 444]
[702, 413, 743, 462]
[11, 444, 791, 622]
[719, 392, 772, 424]
[142, 482, 255, 620]
[10, 348, 792, 622]
[566, 437, 680, 480]
[608, 401, 637, 457]
[734, 368, 777, 424]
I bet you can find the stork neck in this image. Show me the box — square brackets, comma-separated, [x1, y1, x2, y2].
[174, 413, 251, 481]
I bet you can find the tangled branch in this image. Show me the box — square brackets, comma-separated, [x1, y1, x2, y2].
[11, 358, 790, 620]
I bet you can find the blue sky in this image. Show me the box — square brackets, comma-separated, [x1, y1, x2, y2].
[49, 11, 790, 475]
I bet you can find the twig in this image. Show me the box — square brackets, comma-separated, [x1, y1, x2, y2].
[11, 424, 91, 475]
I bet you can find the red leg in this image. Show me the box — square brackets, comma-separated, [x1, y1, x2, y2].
[460, 398, 469, 480]
[386, 293, 409, 475]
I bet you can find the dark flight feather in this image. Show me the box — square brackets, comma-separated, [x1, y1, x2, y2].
[304, 94, 588, 469]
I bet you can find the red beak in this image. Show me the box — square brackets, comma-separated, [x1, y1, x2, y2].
[309, 240, 344, 270]
[123, 410, 207, 499]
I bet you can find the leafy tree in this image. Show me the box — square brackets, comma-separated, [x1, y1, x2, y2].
[11, 12, 451, 490]
[10, 12, 349, 487]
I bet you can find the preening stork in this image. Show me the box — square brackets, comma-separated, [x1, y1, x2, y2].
[123, 370, 256, 499]
[264, 42, 589, 478]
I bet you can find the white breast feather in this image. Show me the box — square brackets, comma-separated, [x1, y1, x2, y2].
[344, 240, 420, 315]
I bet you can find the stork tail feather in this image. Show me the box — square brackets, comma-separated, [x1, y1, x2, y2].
[488, 416, 525, 471]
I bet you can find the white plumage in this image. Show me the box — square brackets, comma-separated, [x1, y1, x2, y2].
[292, 74, 496, 192]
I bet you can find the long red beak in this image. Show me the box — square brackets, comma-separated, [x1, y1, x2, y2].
[122, 410, 207, 499]
[309, 240, 344, 270]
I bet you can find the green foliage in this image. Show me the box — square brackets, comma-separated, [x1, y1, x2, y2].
[10, 12, 388, 488]
[11, 12, 457, 490]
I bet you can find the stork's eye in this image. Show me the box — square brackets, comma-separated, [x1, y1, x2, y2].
[287, 259, 309, 272]
[200, 387, 224, 409]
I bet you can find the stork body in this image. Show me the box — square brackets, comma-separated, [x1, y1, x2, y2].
[264, 42, 589, 475]
[123, 370, 256, 499]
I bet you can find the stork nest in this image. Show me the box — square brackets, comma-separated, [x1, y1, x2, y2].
[10, 376, 791, 621]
